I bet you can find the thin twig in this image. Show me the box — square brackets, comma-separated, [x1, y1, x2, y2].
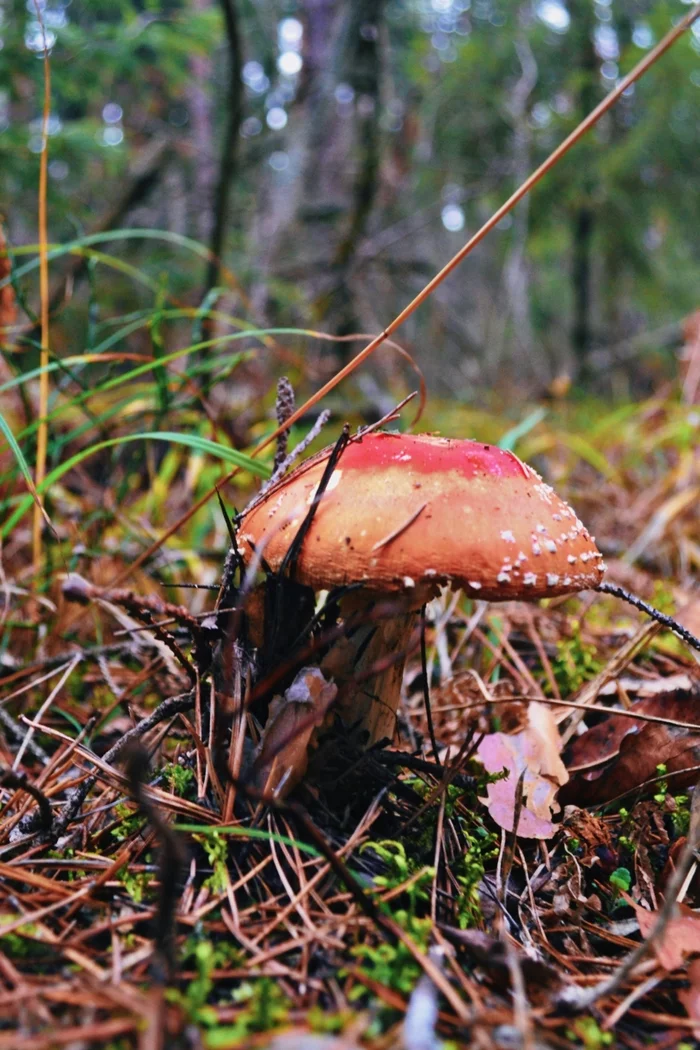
[0, 767, 53, 832]
[597, 582, 700, 654]
[0, 706, 50, 763]
[49, 690, 195, 841]
[247, 4, 700, 460]
[420, 606, 441, 768]
[122, 742, 187, 982]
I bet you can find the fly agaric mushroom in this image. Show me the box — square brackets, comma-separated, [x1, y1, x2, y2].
[238, 431, 605, 748]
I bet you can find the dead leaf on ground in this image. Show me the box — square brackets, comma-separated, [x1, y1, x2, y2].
[634, 901, 700, 972]
[561, 807, 617, 870]
[561, 689, 700, 806]
[0, 226, 17, 335]
[477, 700, 568, 839]
[251, 667, 337, 796]
[438, 924, 561, 1000]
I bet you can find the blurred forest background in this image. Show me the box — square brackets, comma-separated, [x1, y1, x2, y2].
[4, 0, 700, 402]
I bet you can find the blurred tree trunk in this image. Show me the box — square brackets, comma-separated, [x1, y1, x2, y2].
[569, 0, 598, 367]
[207, 0, 243, 293]
[324, 0, 385, 352]
[492, 25, 542, 383]
[188, 0, 217, 247]
[188, 0, 243, 294]
[251, 0, 386, 367]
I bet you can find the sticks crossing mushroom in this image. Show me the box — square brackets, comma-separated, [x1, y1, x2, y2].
[239, 431, 606, 749]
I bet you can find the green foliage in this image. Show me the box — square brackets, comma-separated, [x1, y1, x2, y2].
[553, 622, 602, 695]
[168, 937, 289, 1048]
[194, 831, 229, 895]
[118, 867, 154, 905]
[670, 793, 691, 837]
[166, 939, 220, 1028]
[307, 1006, 354, 1034]
[609, 867, 632, 895]
[110, 802, 146, 843]
[361, 839, 434, 911]
[350, 913, 433, 1000]
[453, 821, 499, 929]
[566, 1016, 614, 1048]
[204, 981, 290, 1047]
[0, 916, 46, 959]
[654, 763, 669, 804]
[347, 840, 434, 1009]
[164, 762, 195, 798]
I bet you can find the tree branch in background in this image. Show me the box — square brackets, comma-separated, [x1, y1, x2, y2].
[205, 0, 243, 295]
[315, 0, 385, 351]
[569, 0, 599, 369]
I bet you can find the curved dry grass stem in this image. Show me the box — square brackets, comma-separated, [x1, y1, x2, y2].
[31, 0, 52, 576]
[249, 2, 700, 459]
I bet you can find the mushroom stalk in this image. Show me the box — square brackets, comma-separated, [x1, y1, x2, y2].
[321, 590, 424, 746]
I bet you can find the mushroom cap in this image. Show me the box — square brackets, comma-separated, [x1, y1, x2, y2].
[238, 432, 606, 600]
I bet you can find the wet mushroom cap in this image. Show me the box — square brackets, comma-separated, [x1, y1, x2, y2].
[238, 432, 606, 600]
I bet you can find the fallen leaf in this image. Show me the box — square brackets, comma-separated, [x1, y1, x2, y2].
[437, 924, 561, 999]
[561, 807, 617, 870]
[0, 226, 17, 334]
[561, 688, 700, 805]
[478, 700, 568, 838]
[251, 667, 337, 796]
[634, 901, 700, 972]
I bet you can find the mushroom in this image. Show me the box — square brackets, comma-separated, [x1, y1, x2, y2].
[238, 431, 606, 749]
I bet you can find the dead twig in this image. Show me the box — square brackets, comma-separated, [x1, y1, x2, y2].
[0, 767, 53, 833]
[122, 742, 188, 982]
[598, 582, 700, 654]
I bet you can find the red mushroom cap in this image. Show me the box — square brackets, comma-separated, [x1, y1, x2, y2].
[239, 432, 605, 600]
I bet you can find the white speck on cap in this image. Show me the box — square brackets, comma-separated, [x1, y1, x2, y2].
[403, 576, 415, 588]
[545, 539, 557, 553]
[532, 541, 542, 556]
[523, 572, 537, 586]
[534, 483, 554, 504]
[306, 468, 343, 505]
[500, 529, 516, 543]
[536, 524, 548, 534]
[546, 573, 560, 586]
[497, 572, 511, 584]
[469, 580, 482, 590]
[567, 555, 577, 564]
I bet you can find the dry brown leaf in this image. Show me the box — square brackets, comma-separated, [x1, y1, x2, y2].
[477, 700, 568, 839]
[635, 902, 700, 972]
[0, 225, 17, 335]
[561, 689, 700, 806]
[252, 667, 337, 796]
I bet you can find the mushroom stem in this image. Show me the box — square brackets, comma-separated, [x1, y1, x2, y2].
[321, 589, 430, 747]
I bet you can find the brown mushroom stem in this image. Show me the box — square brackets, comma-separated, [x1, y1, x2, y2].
[321, 588, 432, 747]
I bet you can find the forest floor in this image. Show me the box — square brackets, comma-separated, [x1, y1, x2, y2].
[0, 376, 699, 1050]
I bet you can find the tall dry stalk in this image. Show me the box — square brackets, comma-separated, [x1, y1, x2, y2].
[32, 1, 52, 577]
